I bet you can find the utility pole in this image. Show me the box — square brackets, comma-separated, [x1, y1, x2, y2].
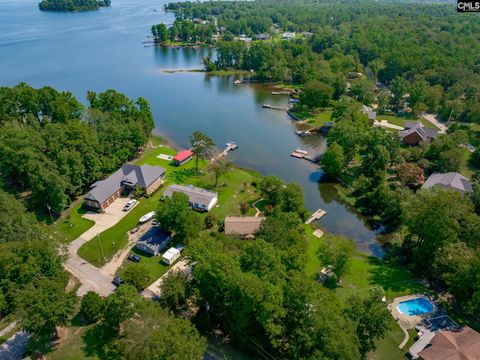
[97, 233, 106, 261]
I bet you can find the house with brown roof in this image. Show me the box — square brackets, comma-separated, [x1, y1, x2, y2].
[417, 326, 480, 360]
[399, 121, 438, 146]
[421, 172, 472, 195]
[224, 216, 264, 238]
[84, 164, 166, 211]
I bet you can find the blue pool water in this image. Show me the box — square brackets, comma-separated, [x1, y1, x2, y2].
[398, 298, 434, 316]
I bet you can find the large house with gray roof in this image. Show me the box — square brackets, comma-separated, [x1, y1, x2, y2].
[84, 164, 166, 211]
[162, 184, 218, 212]
[400, 121, 438, 146]
[421, 172, 472, 195]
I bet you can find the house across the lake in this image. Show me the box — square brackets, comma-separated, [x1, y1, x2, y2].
[162, 184, 218, 211]
[224, 216, 264, 238]
[135, 227, 172, 256]
[84, 164, 166, 211]
[421, 172, 472, 194]
[400, 121, 438, 146]
[172, 149, 193, 166]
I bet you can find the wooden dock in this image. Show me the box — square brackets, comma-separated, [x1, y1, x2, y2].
[211, 142, 238, 163]
[305, 209, 327, 225]
[262, 104, 292, 111]
[271, 91, 291, 95]
[290, 149, 322, 164]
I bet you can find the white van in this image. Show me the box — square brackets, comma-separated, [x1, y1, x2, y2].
[161, 247, 181, 265]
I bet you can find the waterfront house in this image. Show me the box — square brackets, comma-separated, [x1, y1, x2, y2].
[84, 164, 166, 211]
[281, 32, 295, 40]
[224, 216, 265, 238]
[162, 184, 218, 211]
[135, 227, 172, 256]
[256, 34, 269, 40]
[399, 121, 438, 146]
[421, 172, 472, 194]
[415, 326, 480, 360]
[172, 149, 193, 166]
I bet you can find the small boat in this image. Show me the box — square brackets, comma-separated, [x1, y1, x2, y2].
[139, 211, 156, 223]
[295, 130, 311, 137]
[295, 149, 308, 155]
[289, 98, 300, 104]
[234, 79, 242, 85]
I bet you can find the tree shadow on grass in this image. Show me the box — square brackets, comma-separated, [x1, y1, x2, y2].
[82, 323, 118, 359]
[366, 257, 424, 297]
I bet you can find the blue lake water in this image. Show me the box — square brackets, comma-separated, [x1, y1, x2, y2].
[0, 0, 383, 254]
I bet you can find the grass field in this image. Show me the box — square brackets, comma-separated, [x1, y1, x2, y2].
[54, 200, 95, 243]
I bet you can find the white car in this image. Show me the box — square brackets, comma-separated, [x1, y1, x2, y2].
[123, 199, 138, 212]
[139, 211, 156, 223]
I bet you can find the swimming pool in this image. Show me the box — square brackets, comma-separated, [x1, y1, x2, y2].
[397, 297, 434, 316]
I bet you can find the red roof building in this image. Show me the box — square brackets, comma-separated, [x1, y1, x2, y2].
[172, 150, 193, 166]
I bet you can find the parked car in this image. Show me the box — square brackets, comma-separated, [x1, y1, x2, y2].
[112, 275, 124, 286]
[127, 254, 141, 263]
[123, 199, 138, 212]
[139, 211, 155, 223]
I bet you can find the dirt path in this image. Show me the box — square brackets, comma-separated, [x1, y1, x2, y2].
[100, 222, 152, 277]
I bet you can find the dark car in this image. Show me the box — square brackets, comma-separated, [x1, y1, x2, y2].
[127, 254, 141, 263]
[112, 275, 124, 286]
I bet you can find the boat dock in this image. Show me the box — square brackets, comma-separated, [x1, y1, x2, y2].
[271, 91, 291, 95]
[290, 149, 322, 163]
[262, 104, 292, 111]
[305, 209, 327, 225]
[212, 142, 238, 162]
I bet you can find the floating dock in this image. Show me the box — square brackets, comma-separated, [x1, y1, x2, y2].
[271, 91, 291, 95]
[305, 209, 327, 225]
[290, 149, 322, 163]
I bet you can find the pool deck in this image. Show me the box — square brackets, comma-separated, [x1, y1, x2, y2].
[388, 294, 435, 329]
[388, 294, 437, 350]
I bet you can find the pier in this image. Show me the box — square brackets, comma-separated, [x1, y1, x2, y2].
[262, 104, 292, 111]
[290, 149, 322, 163]
[305, 209, 327, 225]
[211, 142, 238, 162]
[271, 91, 291, 95]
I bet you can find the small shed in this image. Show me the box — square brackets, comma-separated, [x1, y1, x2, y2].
[172, 150, 193, 166]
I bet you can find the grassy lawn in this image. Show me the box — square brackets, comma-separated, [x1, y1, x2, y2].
[366, 316, 406, 360]
[54, 200, 95, 243]
[116, 245, 171, 282]
[377, 114, 438, 130]
[304, 224, 323, 276]
[289, 107, 333, 127]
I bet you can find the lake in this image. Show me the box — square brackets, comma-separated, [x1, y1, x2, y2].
[0, 0, 382, 254]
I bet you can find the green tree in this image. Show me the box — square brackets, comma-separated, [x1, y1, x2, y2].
[123, 265, 151, 291]
[321, 142, 345, 178]
[344, 289, 390, 357]
[103, 284, 143, 328]
[300, 80, 334, 109]
[259, 175, 284, 206]
[317, 235, 355, 280]
[112, 302, 206, 360]
[159, 270, 192, 314]
[208, 155, 232, 187]
[17, 277, 76, 337]
[190, 131, 215, 173]
[80, 291, 105, 324]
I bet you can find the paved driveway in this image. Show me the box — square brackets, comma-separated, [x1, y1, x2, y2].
[64, 198, 132, 297]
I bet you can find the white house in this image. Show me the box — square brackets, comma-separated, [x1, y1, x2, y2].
[162, 185, 218, 212]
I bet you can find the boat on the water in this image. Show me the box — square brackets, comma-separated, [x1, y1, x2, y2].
[295, 130, 311, 137]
